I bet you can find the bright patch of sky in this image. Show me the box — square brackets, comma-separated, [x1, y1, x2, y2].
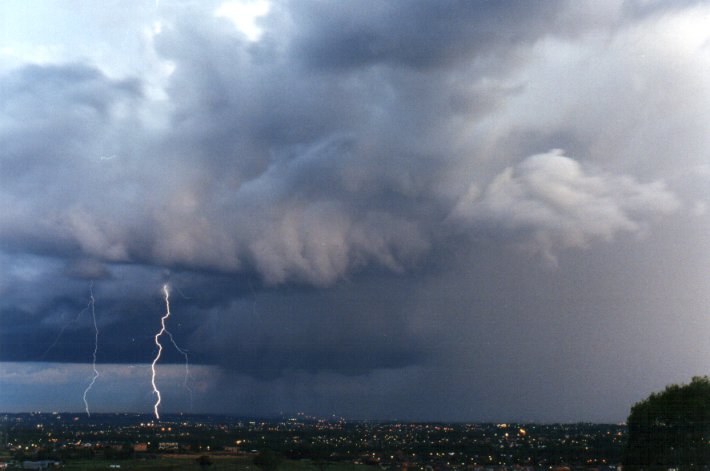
[215, 0, 270, 42]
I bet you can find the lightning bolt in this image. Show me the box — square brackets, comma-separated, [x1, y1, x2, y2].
[165, 329, 193, 411]
[82, 282, 100, 417]
[150, 284, 191, 419]
[41, 294, 91, 361]
[150, 284, 171, 419]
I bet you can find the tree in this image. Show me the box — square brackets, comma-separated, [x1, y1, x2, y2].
[623, 376, 710, 469]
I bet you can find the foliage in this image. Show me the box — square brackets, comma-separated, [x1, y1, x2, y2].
[623, 376, 710, 469]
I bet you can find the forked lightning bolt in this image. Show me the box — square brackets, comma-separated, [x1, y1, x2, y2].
[150, 284, 191, 419]
[83, 282, 100, 416]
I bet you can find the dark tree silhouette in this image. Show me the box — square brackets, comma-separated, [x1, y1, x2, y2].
[623, 376, 710, 469]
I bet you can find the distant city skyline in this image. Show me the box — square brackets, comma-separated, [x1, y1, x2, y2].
[0, 413, 628, 468]
[1, 0, 709, 422]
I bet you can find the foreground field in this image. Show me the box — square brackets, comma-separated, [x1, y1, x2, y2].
[61, 456, 372, 471]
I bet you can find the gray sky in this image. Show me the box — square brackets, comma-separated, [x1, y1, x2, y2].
[1, 0, 709, 422]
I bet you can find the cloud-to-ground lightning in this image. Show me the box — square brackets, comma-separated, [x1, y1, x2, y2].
[82, 282, 100, 416]
[150, 284, 191, 419]
[165, 328, 193, 411]
[41, 282, 100, 416]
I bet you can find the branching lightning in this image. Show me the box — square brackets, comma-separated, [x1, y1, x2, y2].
[82, 282, 100, 417]
[150, 284, 191, 419]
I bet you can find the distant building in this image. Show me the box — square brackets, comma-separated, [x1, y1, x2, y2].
[134, 443, 148, 452]
[21, 461, 60, 470]
[158, 442, 179, 451]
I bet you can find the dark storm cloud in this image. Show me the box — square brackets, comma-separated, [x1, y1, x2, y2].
[0, 64, 140, 183]
[189, 275, 432, 378]
[0, 63, 146, 261]
[288, 0, 697, 72]
[0, 0, 684, 284]
[0, 0, 708, 420]
[289, 0, 564, 70]
[64, 259, 112, 280]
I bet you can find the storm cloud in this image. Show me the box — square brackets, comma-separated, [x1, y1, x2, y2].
[1, 0, 709, 421]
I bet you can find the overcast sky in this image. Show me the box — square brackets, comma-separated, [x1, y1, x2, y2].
[1, 0, 709, 422]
